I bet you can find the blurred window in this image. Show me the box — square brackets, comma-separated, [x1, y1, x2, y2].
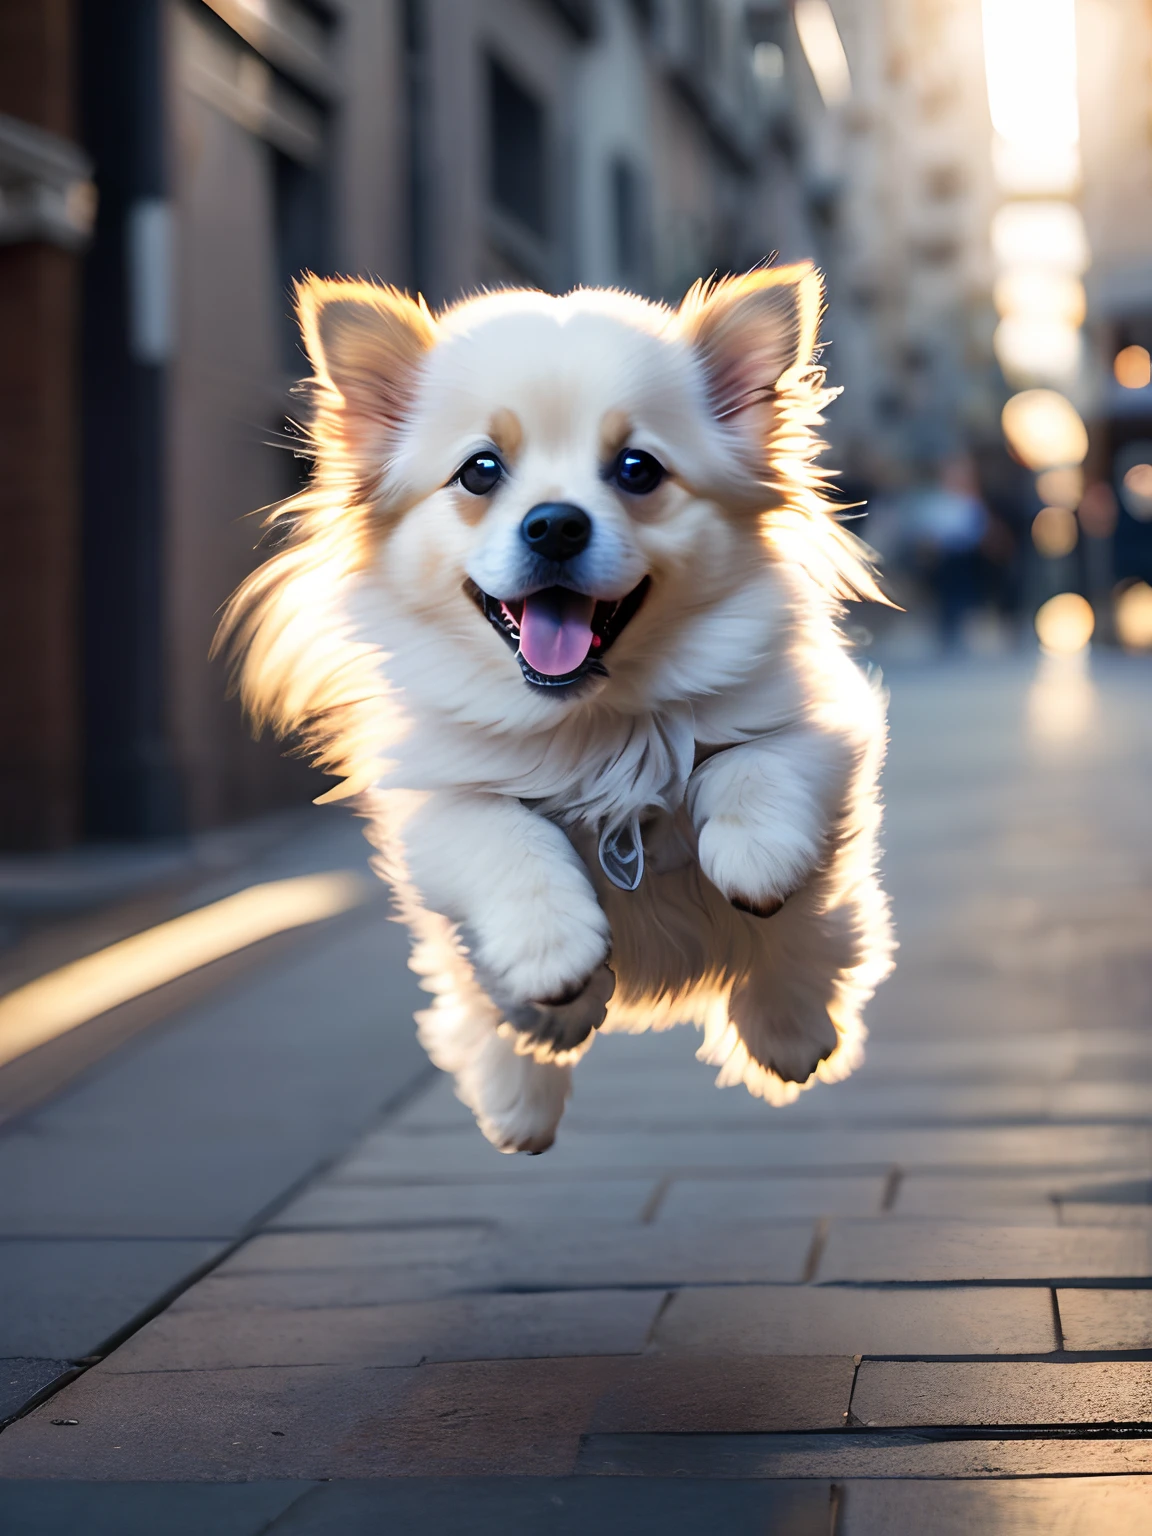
[274, 150, 328, 373]
[610, 156, 648, 288]
[488, 57, 547, 239]
[925, 164, 964, 201]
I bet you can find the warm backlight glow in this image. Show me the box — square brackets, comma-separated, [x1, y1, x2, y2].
[992, 137, 1079, 197]
[1035, 592, 1095, 655]
[1001, 390, 1088, 470]
[794, 0, 852, 107]
[1028, 649, 1096, 744]
[1036, 467, 1083, 509]
[994, 269, 1085, 326]
[1032, 506, 1078, 558]
[994, 316, 1080, 385]
[1115, 582, 1152, 649]
[0, 871, 372, 1070]
[983, 0, 1079, 193]
[982, 0, 1079, 146]
[1114, 346, 1152, 390]
[991, 203, 1090, 275]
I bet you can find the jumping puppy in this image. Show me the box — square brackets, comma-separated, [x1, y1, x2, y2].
[218, 264, 894, 1153]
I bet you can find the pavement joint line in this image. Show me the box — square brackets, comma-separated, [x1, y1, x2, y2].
[844, 1354, 864, 1428]
[0, 1367, 83, 1433]
[1050, 1287, 1066, 1350]
[638, 1176, 671, 1224]
[802, 1217, 831, 1282]
[643, 1289, 678, 1346]
[880, 1166, 904, 1210]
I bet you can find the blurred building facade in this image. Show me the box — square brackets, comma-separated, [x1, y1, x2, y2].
[0, 0, 819, 851]
[7, 0, 1150, 851]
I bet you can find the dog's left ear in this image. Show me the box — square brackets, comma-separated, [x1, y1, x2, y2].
[296, 277, 438, 467]
[678, 263, 823, 439]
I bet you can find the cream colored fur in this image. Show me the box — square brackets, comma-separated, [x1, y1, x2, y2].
[217, 264, 894, 1153]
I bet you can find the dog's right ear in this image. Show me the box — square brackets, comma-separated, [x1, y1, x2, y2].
[295, 277, 437, 461]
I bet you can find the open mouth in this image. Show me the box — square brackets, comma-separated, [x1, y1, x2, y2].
[466, 578, 650, 691]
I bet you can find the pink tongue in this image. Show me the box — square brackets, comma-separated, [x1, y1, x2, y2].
[518, 589, 596, 677]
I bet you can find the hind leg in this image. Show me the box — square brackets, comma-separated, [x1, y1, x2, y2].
[705, 871, 892, 1099]
[409, 909, 573, 1153]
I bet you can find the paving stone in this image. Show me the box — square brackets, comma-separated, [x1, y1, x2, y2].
[0, 1481, 313, 1536]
[169, 1263, 472, 1311]
[588, 1355, 854, 1433]
[169, 1227, 494, 1311]
[266, 1477, 834, 1536]
[817, 1220, 1152, 1282]
[576, 1433, 1152, 1479]
[892, 1175, 1064, 1220]
[781, 1083, 1055, 1123]
[0, 1240, 225, 1358]
[852, 1360, 1152, 1427]
[654, 1284, 1056, 1356]
[838, 1476, 1152, 1536]
[1057, 1203, 1152, 1227]
[214, 1227, 491, 1276]
[489, 1221, 813, 1288]
[105, 1290, 665, 1370]
[1060, 1176, 1152, 1205]
[0, 1364, 418, 1479]
[0, 1358, 73, 1422]
[372, 1357, 625, 1474]
[337, 1124, 1151, 1181]
[1050, 1083, 1152, 1117]
[655, 1175, 885, 1222]
[1058, 1289, 1152, 1351]
[268, 1178, 656, 1230]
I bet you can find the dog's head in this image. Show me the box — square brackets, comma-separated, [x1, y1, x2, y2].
[221, 268, 878, 771]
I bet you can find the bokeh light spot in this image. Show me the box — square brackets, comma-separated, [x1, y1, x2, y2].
[1114, 345, 1152, 390]
[1002, 390, 1088, 470]
[1035, 592, 1094, 654]
[1114, 582, 1152, 649]
[1036, 466, 1083, 509]
[1032, 506, 1078, 558]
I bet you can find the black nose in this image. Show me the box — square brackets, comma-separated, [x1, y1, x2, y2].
[520, 503, 592, 562]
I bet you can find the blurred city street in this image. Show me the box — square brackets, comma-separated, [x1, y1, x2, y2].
[5, 0, 1152, 1528]
[1, 655, 1152, 1530]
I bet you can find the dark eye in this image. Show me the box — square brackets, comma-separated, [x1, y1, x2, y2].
[455, 452, 504, 496]
[612, 448, 665, 495]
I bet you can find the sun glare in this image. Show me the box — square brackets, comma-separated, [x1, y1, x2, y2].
[794, 0, 852, 108]
[0, 871, 373, 1069]
[982, 0, 1080, 192]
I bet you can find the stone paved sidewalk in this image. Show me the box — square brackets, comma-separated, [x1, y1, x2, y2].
[3, 657, 1152, 1533]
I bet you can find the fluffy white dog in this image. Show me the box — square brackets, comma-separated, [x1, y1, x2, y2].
[219, 263, 894, 1153]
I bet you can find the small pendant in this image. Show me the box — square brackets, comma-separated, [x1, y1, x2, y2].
[599, 812, 644, 892]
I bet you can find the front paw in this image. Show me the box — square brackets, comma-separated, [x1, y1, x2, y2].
[469, 892, 611, 1016]
[503, 963, 616, 1054]
[697, 815, 815, 916]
